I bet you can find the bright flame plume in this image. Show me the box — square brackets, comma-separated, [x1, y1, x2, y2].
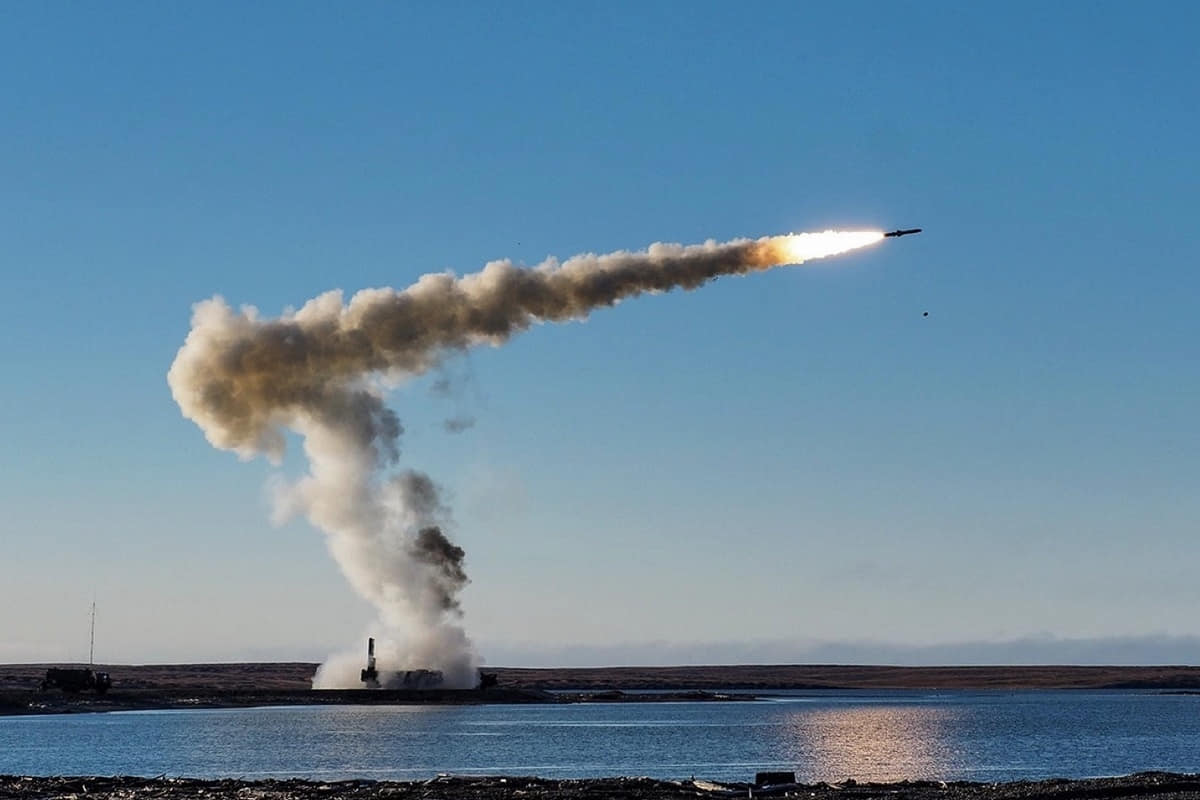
[777, 230, 884, 264]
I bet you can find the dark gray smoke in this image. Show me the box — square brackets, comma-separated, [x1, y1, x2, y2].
[442, 415, 476, 434]
[412, 527, 468, 612]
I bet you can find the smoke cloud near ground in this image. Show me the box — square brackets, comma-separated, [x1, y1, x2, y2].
[168, 231, 881, 687]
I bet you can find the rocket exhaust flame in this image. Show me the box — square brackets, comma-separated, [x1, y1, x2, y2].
[779, 230, 883, 263]
[167, 230, 879, 687]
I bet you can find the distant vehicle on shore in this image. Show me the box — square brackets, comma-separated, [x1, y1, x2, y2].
[41, 668, 111, 694]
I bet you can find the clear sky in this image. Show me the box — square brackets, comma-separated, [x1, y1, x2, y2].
[2, 2, 1198, 666]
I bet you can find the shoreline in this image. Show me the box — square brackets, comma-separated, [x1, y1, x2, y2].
[7, 663, 1200, 692]
[3, 772, 1200, 800]
[6, 663, 1200, 717]
[0, 687, 756, 717]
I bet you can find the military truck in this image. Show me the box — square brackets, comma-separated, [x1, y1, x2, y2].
[41, 667, 111, 694]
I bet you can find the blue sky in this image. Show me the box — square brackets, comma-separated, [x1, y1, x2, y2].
[2, 2, 1198, 665]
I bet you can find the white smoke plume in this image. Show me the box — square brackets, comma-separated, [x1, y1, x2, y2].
[167, 230, 882, 687]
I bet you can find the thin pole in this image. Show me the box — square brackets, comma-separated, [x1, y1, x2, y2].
[89, 601, 96, 666]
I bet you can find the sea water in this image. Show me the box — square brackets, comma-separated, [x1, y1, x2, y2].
[2, 690, 1199, 782]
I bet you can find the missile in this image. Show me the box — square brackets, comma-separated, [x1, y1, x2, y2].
[884, 228, 922, 238]
[360, 637, 379, 687]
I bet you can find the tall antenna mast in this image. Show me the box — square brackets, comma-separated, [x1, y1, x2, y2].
[89, 600, 96, 666]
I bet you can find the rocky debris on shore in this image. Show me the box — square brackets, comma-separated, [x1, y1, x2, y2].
[4, 773, 1200, 800]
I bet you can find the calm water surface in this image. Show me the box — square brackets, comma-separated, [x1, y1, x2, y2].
[3, 691, 1199, 782]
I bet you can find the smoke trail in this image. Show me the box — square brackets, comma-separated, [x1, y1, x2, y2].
[167, 230, 881, 686]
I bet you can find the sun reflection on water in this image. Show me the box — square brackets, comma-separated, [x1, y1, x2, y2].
[781, 705, 962, 782]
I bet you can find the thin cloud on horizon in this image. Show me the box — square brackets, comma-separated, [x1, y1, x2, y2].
[475, 635, 1200, 669]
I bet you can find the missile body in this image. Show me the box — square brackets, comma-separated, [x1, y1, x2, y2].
[884, 228, 922, 238]
[360, 637, 379, 687]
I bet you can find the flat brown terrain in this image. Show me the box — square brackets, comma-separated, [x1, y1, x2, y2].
[6, 662, 1200, 695]
[0, 663, 317, 692]
[487, 664, 1200, 690]
[0, 664, 743, 716]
